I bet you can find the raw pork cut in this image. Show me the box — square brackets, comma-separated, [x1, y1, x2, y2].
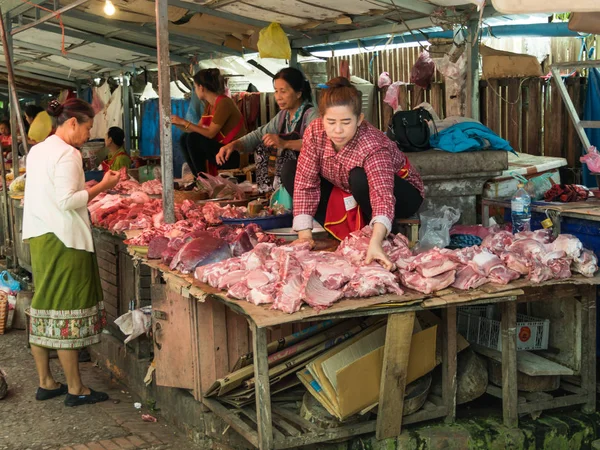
[507, 239, 547, 259]
[398, 269, 456, 295]
[469, 251, 520, 285]
[343, 266, 404, 297]
[481, 231, 513, 254]
[169, 232, 232, 274]
[148, 236, 169, 259]
[500, 252, 530, 275]
[304, 272, 343, 310]
[573, 250, 598, 277]
[452, 266, 488, 290]
[550, 234, 583, 258]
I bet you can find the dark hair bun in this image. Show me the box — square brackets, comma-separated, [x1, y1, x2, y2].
[326, 77, 352, 89]
[46, 99, 63, 117]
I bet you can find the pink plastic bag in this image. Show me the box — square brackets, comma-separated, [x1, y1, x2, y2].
[580, 146, 600, 173]
[383, 81, 407, 111]
[378, 71, 392, 89]
[410, 51, 436, 89]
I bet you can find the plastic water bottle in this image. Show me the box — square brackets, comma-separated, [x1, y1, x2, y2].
[511, 183, 531, 234]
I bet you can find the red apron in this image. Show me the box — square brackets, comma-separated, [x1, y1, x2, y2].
[101, 149, 127, 172]
[202, 95, 244, 176]
[323, 159, 414, 241]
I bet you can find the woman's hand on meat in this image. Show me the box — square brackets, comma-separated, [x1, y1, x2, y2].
[365, 222, 394, 271]
[262, 134, 282, 149]
[216, 142, 235, 165]
[291, 229, 315, 249]
[101, 170, 120, 190]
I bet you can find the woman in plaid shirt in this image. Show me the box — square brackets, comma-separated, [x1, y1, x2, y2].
[282, 77, 424, 270]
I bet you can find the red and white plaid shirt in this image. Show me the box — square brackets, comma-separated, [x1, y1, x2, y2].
[293, 119, 424, 234]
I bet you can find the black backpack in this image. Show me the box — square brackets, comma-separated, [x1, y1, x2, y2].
[387, 107, 434, 152]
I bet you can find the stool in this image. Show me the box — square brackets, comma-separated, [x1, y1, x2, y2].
[395, 217, 420, 247]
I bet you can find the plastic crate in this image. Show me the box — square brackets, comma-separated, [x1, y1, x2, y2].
[457, 309, 549, 351]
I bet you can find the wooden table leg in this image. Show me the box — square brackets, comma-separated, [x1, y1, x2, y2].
[442, 306, 457, 423]
[580, 285, 597, 414]
[501, 301, 518, 428]
[376, 311, 415, 440]
[252, 323, 273, 450]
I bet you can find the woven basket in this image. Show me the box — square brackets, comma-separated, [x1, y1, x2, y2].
[0, 295, 7, 335]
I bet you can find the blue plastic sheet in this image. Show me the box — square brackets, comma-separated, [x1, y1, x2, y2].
[139, 98, 189, 178]
[582, 68, 600, 188]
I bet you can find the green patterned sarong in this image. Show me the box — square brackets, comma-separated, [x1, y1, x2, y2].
[28, 233, 106, 349]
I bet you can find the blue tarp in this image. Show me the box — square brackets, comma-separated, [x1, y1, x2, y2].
[430, 122, 514, 153]
[139, 98, 190, 178]
[582, 69, 600, 188]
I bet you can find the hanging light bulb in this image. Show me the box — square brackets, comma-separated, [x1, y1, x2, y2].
[104, 0, 116, 16]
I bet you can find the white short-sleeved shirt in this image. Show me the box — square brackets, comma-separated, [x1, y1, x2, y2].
[23, 135, 93, 252]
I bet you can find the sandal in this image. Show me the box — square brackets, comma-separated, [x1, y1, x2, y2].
[64, 389, 109, 407]
[36, 383, 68, 401]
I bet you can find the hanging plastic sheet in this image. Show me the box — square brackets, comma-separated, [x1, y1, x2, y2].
[582, 68, 600, 188]
[139, 98, 189, 178]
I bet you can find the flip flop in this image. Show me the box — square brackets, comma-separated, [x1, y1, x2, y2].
[36, 383, 68, 401]
[64, 389, 109, 407]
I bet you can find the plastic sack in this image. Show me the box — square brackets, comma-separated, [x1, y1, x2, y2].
[580, 146, 600, 173]
[431, 53, 466, 81]
[114, 306, 152, 344]
[196, 172, 245, 200]
[8, 174, 25, 194]
[270, 186, 292, 210]
[410, 51, 436, 89]
[257, 23, 291, 60]
[415, 206, 461, 253]
[0, 271, 20, 292]
[378, 72, 392, 89]
[384, 81, 407, 111]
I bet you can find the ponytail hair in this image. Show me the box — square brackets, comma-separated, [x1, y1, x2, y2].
[193, 68, 226, 95]
[318, 77, 361, 117]
[273, 67, 312, 103]
[47, 98, 95, 126]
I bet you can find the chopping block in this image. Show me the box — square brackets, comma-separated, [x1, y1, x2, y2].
[407, 150, 508, 224]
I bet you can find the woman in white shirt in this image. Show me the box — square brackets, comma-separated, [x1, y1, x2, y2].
[23, 98, 120, 407]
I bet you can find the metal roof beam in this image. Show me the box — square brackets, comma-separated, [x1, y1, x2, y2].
[6, 0, 46, 18]
[11, 0, 90, 35]
[12, 39, 124, 70]
[62, 9, 242, 56]
[32, 23, 191, 64]
[168, 0, 302, 37]
[1, 60, 85, 82]
[293, 6, 501, 48]
[0, 65, 77, 87]
[13, 57, 94, 78]
[369, 0, 436, 16]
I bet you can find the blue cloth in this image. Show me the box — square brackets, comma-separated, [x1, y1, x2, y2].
[139, 98, 189, 178]
[184, 88, 204, 125]
[430, 122, 514, 153]
[582, 68, 600, 188]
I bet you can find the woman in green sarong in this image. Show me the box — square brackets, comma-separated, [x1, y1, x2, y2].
[23, 98, 121, 407]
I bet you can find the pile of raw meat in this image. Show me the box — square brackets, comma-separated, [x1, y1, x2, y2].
[195, 227, 599, 314]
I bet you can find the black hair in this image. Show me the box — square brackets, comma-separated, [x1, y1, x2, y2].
[24, 105, 44, 119]
[107, 126, 125, 147]
[193, 68, 226, 95]
[47, 98, 95, 126]
[0, 120, 10, 132]
[319, 77, 362, 117]
[273, 67, 312, 103]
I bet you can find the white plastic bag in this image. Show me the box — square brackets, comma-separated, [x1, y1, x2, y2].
[416, 206, 461, 252]
[114, 306, 152, 344]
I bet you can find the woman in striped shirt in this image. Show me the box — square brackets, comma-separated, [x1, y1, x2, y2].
[282, 77, 424, 270]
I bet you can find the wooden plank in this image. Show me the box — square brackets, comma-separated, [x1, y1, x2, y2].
[96, 248, 117, 263]
[242, 408, 285, 441]
[375, 311, 415, 440]
[487, 79, 500, 135]
[501, 301, 518, 429]
[99, 267, 117, 285]
[507, 78, 521, 152]
[580, 285, 596, 413]
[442, 306, 457, 423]
[471, 344, 574, 376]
[518, 394, 587, 414]
[479, 80, 488, 127]
[197, 297, 230, 396]
[273, 421, 377, 450]
[565, 76, 582, 168]
[203, 397, 259, 448]
[271, 413, 301, 437]
[545, 79, 565, 158]
[523, 78, 542, 155]
[486, 385, 526, 404]
[271, 406, 318, 432]
[226, 308, 251, 371]
[252, 324, 273, 450]
[100, 279, 118, 298]
[97, 256, 118, 276]
[95, 239, 117, 256]
[103, 300, 118, 320]
[402, 405, 448, 425]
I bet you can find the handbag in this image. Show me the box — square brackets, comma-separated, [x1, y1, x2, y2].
[387, 107, 434, 152]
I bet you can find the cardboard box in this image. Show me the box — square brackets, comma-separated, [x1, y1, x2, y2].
[480, 45, 542, 80]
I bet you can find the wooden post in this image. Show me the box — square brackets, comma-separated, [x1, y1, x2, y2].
[376, 311, 415, 440]
[0, 11, 29, 158]
[501, 301, 518, 428]
[580, 285, 597, 414]
[252, 323, 273, 450]
[466, 21, 480, 120]
[290, 48, 298, 70]
[122, 74, 132, 154]
[155, 0, 175, 223]
[442, 306, 458, 423]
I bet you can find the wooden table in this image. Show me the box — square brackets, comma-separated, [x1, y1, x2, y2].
[142, 258, 600, 450]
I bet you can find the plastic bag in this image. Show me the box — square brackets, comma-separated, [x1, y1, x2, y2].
[378, 72, 392, 89]
[431, 53, 467, 81]
[410, 51, 436, 89]
[257, 23, 291, 60]
[114, 306, 152, 344]
[0, 271, 20, 292]
[270, 186, 292, 210]
[581, 146, 600, 173]
[415, 206, 461, 252]
[8, 174, 25, 194]
[383, 81, 407, 111]
[196, 172, 245, 200]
